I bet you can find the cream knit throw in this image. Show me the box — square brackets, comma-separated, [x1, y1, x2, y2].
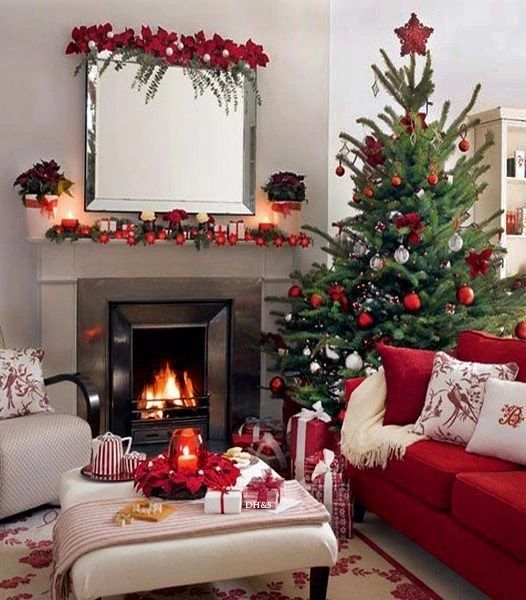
[340, 369, 425, 469]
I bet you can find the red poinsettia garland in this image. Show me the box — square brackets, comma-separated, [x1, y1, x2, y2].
[134, 452, 240, 497]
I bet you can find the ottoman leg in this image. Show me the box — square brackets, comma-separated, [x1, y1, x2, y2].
[354, 500, 366, 523]
[309, 566, 330, 600]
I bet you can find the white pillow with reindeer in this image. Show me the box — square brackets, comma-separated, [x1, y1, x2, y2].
[412, 352, 518, 446]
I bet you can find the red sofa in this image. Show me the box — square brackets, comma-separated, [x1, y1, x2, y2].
[347, 331, 526, 600]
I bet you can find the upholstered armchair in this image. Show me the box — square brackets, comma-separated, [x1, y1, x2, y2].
[0, 329, 100, 520]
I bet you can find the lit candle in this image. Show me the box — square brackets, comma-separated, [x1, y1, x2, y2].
[177, 445, 198, 472]
[258, 222, 275, 233]
[61, 211, 79, 231]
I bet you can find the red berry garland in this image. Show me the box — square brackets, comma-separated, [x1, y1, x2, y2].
[99, 232, 110, 244]
[288, 235, 298, 247]
[145, 232, 156, 245]
[228, 233, 238, 246]
[175, 232, 186, 246]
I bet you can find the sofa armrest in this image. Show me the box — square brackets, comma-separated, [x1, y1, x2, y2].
[44, 373, 100, 437]
[345, 376, 366, 405]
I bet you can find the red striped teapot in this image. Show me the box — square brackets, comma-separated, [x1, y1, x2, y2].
[91, 432, 132, 476]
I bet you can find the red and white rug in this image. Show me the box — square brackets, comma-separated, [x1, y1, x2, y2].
[1, 507, 441, 600]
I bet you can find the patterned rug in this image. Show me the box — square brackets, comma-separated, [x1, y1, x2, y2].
[0, 507, 442, 600]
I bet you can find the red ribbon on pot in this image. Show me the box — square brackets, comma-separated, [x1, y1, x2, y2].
[271, 202, 302, 218]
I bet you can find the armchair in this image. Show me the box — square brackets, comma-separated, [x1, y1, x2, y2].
[0, 331, 101, 520]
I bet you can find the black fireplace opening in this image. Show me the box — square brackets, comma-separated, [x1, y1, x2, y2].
[110, 301, 232, 446]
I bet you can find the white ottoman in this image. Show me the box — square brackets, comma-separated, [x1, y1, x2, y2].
[59, 462, 338, 600]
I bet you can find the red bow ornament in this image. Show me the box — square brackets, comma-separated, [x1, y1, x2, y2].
[465, 248, 493, 278]
[363, 136, 385, 167]
[396, 212, 425, 245]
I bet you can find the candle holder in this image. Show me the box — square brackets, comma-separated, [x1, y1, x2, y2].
[169, 427, 206, 472]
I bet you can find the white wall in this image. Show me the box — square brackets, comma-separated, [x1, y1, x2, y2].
[329, 0, 526, 226]
[0, 0, 329, 346]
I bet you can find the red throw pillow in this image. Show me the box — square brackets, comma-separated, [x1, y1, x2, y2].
[377, 343, 436, 425]
[457, 330, 526, 382]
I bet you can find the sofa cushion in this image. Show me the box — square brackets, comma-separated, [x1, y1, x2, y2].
[457, 330, 526, 382]
[345, 376, 366, 403]
[376, 343, 436, 425]
[452, 471, 526, 561]
[378, 439, 519, 511]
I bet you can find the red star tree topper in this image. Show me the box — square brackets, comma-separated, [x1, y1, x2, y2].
[394, 13, 434, 56]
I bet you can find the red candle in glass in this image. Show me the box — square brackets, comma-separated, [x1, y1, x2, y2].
[258, 222, 275, 233]
[61, 218, 79, 231]
[169, 427, 205, 472]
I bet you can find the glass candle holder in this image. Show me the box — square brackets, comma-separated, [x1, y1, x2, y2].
[169, 427, 206, 472]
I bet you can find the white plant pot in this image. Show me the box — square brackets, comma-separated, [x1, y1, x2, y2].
[271, 201, 304, 236]
[24, 194, 58, 239]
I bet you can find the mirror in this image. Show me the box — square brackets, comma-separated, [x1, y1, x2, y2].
[85, 56, 256, 214]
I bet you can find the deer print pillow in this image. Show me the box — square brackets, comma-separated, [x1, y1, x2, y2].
[412, 352, 518, 445]
[467, 378, 526, 464]
[0, 349, 52, 420]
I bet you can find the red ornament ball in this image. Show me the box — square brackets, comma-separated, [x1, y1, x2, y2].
[175, 232, 186, 246]
[288, 285, 302, 298]
[269, 375, 286, 396]
[310, 293, 324, 308]
[335, 165, 345, 177]
[427, 172, 439, 186]
[215, 233, 227, 246]
[145, 232, 156, 245]
[515, 321, 526, 340]
[459, 139, 470, 152]
[357, 311, 374, 329]
[228, 233, 238, 246]
[352, 193, 361, 203]
[364, 186, 374, 198]
[403, 291, 421, 312]
[288, 235, 298, 247]
[456, 284, 475, 306]
[391, 175, 402, 187]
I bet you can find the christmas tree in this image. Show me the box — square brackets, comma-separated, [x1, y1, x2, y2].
[263, 13, 526, 416]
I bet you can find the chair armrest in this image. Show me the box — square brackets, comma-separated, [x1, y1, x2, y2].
[44, 373, 100, 437]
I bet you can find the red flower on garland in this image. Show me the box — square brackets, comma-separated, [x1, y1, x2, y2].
[163, 209, 189, 225]
[465, 248, 493, 278]
[394, 13, 434, 57]
[363, 136, 385, 167]
[134, 452, 240, 498]
[400, 112, 428, 134]
[396, 212, 425, 245]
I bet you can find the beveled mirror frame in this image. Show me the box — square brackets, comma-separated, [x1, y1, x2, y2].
[84, 55, 257, 214]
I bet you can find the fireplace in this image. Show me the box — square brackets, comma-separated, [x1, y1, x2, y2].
[77, 278, 262, 448]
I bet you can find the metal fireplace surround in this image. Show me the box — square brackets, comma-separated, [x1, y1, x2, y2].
[77, 278, 261, 444]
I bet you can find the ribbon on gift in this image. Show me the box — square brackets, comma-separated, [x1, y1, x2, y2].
[289, 401, 332, 483]
[255, 432, 288, 471]
[271, 201, 302, 218]
[236, 417, 282, 444]
[311, 448, 335, 518]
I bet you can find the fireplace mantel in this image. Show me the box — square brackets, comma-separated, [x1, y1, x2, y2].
[34, 240, 294, 420]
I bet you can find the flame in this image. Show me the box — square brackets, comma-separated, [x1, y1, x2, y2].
[139, 362, 198, 420]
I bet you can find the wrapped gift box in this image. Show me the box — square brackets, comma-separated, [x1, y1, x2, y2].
[204, 489, 242, 514]
[232, 417, 284, 456]
[304, 449, 347, 486]
[242, 487, 279, 509]
[311, 474, 352, 540]
[228, 220, 246, 240]
[289, 402, 332, 482]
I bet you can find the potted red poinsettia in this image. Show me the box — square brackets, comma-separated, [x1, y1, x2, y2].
[14, 160, 74, 237]
[262, 171, 306, 235]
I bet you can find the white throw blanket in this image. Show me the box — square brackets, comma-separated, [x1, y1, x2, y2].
[340, 369, 425, 469]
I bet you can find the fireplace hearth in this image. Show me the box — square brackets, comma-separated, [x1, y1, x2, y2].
[77, 277, 262, 447]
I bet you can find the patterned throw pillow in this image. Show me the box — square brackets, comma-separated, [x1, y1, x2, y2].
[412, 352, 518, 445]
[0, 349, 53, 419]
[467, 378, 526, 464]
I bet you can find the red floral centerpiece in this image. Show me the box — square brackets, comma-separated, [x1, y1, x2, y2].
[134, 451, 240, 500]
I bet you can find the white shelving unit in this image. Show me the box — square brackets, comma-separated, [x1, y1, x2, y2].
[471, 107, 526, 277]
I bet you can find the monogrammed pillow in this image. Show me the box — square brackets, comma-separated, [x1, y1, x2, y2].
[467, 378, 526, 464]
[412, 352, 518, 445]
[0, 348, 52, 419]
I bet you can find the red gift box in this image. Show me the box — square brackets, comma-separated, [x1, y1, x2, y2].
[311, 473, 352, 540]
[304, 449, 348, 486]
[288, 402, 332, 482]
[254, 432, 288, 475]
[232, 417, 284, 456]
[242, 469, 284, 509]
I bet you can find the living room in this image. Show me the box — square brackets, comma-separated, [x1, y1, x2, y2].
[2, 1, 526, 599]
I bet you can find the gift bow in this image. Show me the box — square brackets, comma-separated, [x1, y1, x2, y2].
[311, 449, 335, 481]
[298, 401, 332, 424]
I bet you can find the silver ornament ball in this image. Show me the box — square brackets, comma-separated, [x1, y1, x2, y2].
[345, 351, 363, 371]
[302, 346, 312, 357]
[309, 361, 321, 374]
[394, 245, 410, 264]
[353, 241, 367, 257]
[369, 254, 385, 271]
[325, 345, 339, 361]
[285, 313, 293, 323]
[448, 232, 464, 252]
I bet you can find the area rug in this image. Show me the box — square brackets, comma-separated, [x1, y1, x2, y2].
[0, 506, 441, 600]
